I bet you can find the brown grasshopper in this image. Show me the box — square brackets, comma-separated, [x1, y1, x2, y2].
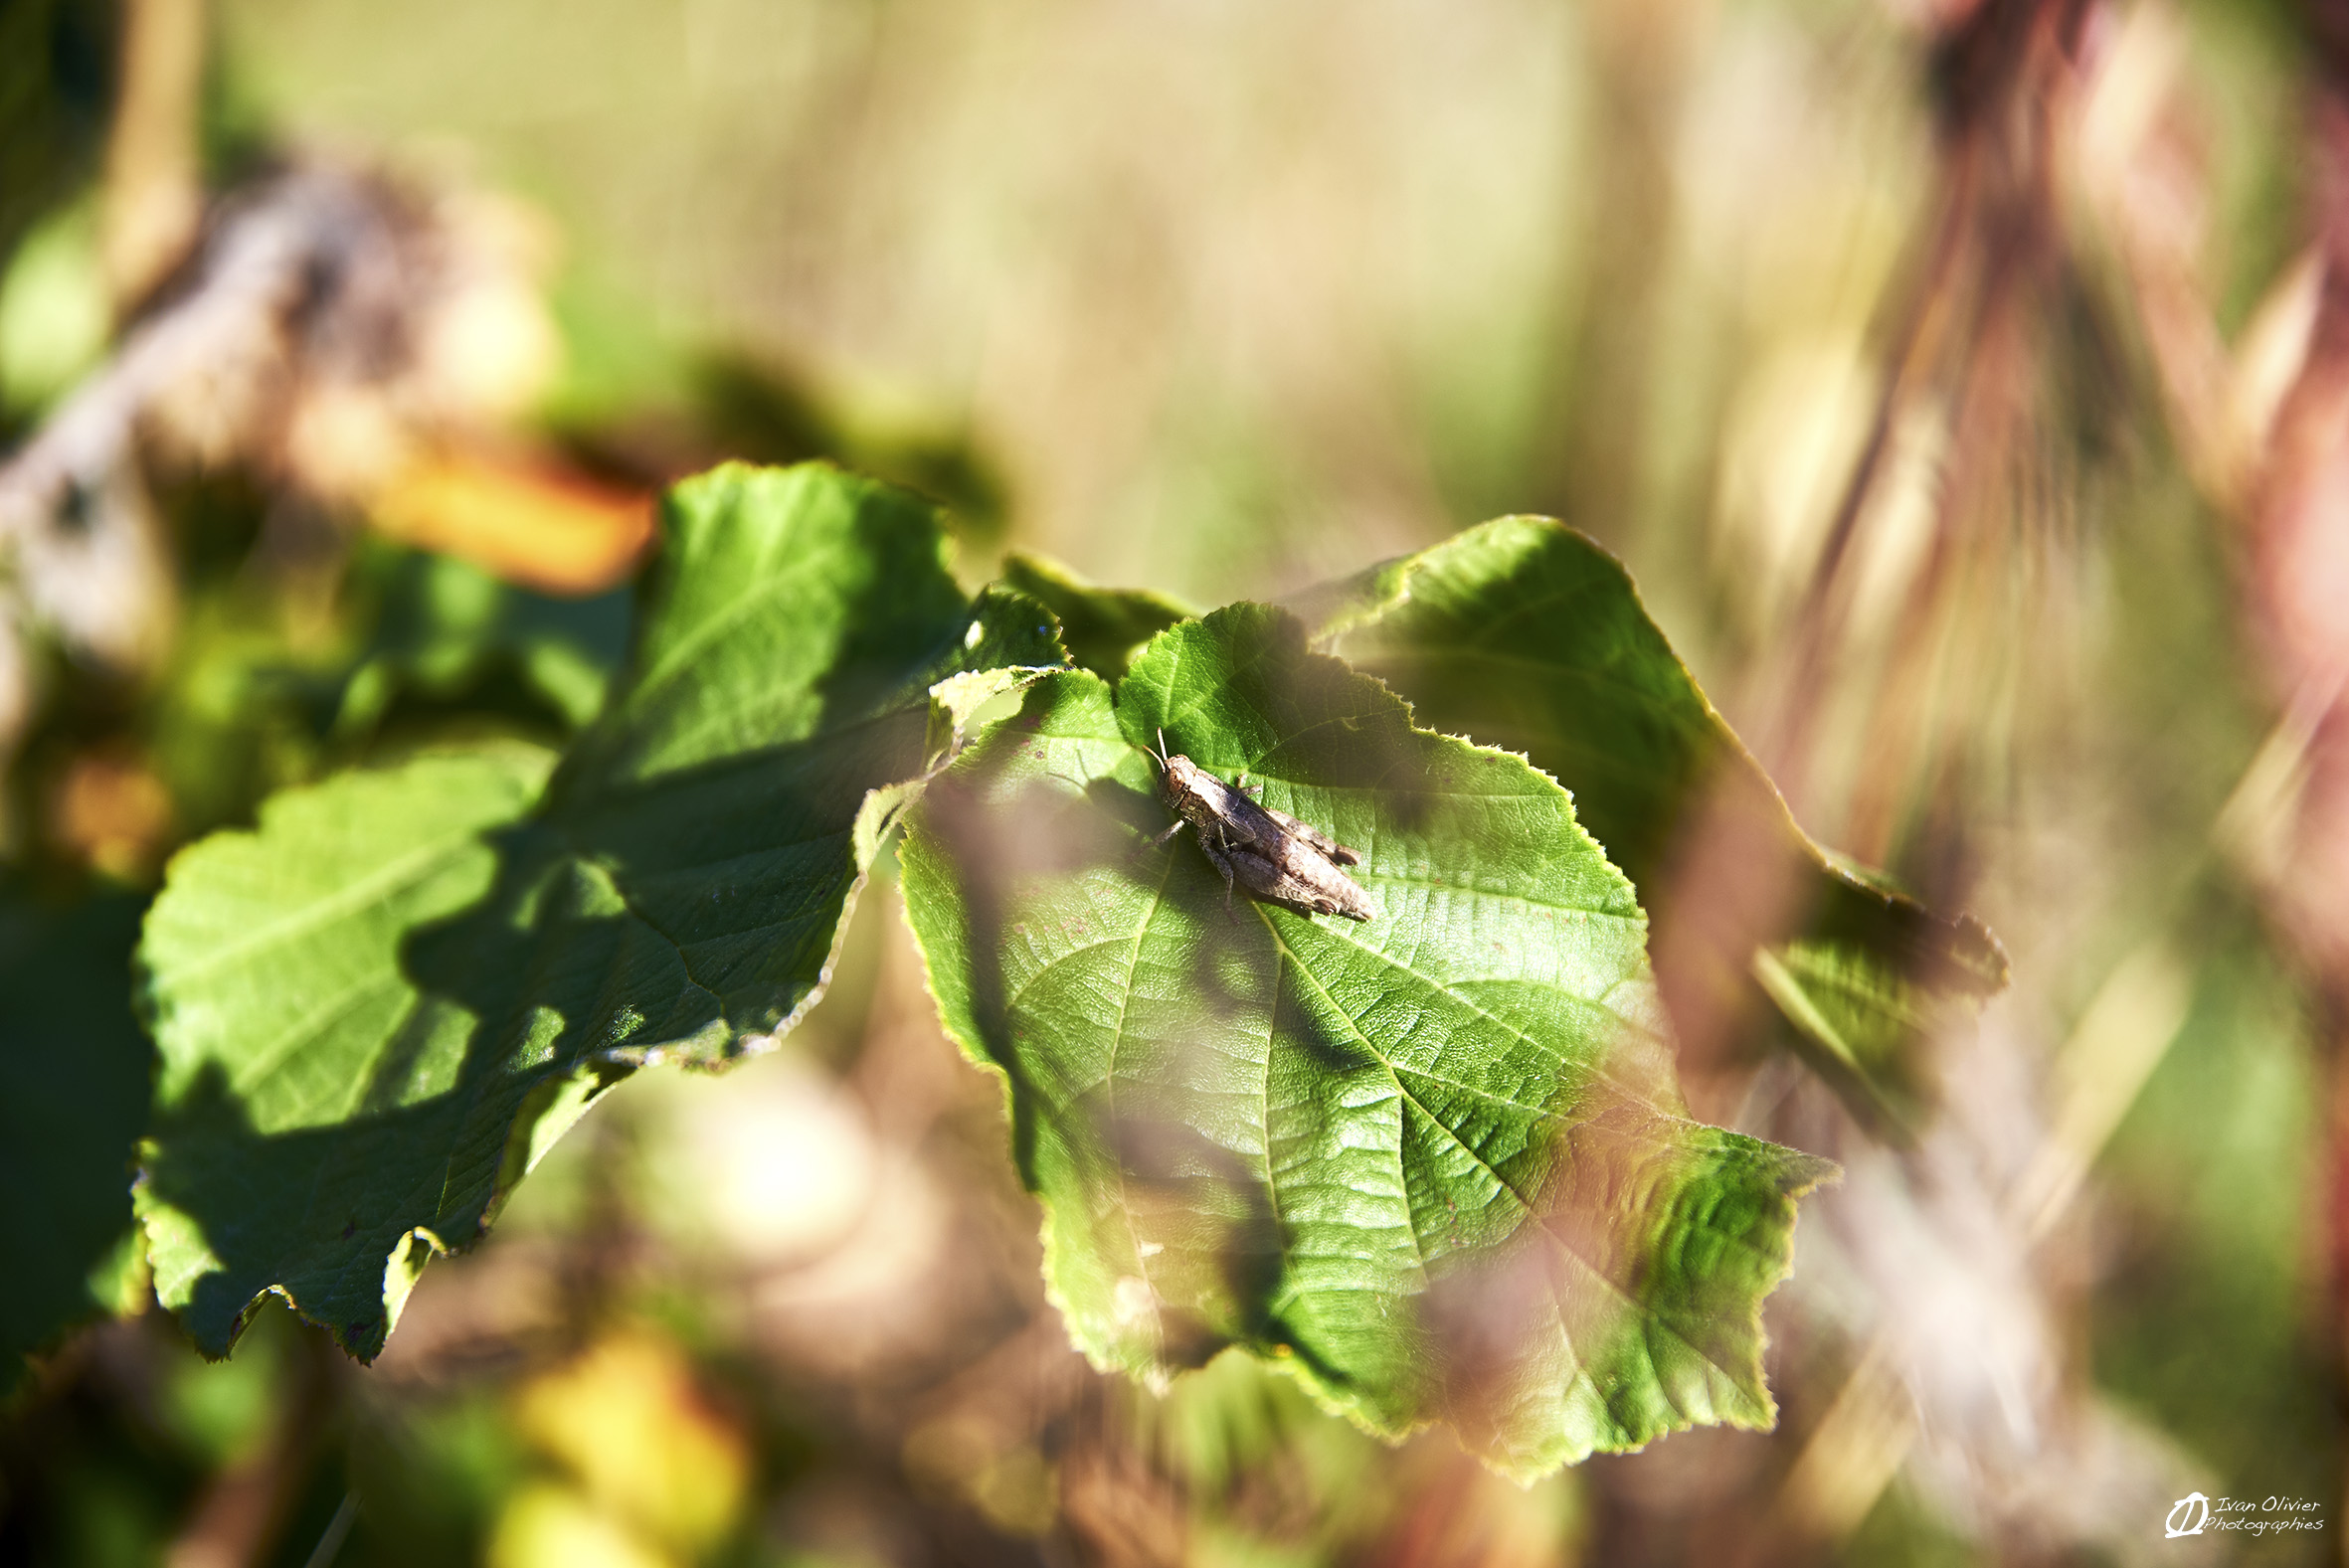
[1147, 730, 1376, 922]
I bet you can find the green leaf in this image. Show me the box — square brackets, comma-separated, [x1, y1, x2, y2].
[998, 551, 1193, 682]
[135, 462, 1065, 1359]
[900, 605, 1834, 1477]
[135, 748, 563, 1360]
[0, 882, 154, 1382]
[1306, 517, 2006, 1132]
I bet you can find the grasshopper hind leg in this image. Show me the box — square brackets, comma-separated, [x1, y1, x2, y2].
[1199, 839, 1241, 921]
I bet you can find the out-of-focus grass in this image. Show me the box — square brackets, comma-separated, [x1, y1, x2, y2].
[214, 0, 1600, 601]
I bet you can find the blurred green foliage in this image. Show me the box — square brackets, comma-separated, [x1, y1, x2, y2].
[0, 0, 114, 272]
[0, 881, 150, 1378]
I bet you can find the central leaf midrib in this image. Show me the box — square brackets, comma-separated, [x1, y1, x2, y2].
[1103, 849, 1176, 1324]
[1305, 918, 1669, 1110]
[619, 525, 860, 725]
[230, 966, 416, 1105]
[159, 824, 500, 988]
[1246, 896, 1425, 1295]
[1257, 920, 1756, 1399]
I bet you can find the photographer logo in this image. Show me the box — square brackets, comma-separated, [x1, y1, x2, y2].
[2166, 1491, 2324, 1539]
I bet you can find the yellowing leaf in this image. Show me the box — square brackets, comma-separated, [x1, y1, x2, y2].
[372, 447, 655, 597]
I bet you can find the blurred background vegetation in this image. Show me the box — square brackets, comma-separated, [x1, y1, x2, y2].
[2, 0, 2344, 1562]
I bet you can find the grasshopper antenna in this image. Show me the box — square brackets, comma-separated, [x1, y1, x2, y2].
[1153, 727, 1171, 772]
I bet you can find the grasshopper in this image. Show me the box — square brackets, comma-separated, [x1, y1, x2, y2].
[1147, 730, 1376, 922]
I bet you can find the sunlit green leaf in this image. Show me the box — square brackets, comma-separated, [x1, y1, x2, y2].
[901, 605, 1833, 1476]
[1306, 517, 2006, 1132]
[135, 462, 1064, 1359]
